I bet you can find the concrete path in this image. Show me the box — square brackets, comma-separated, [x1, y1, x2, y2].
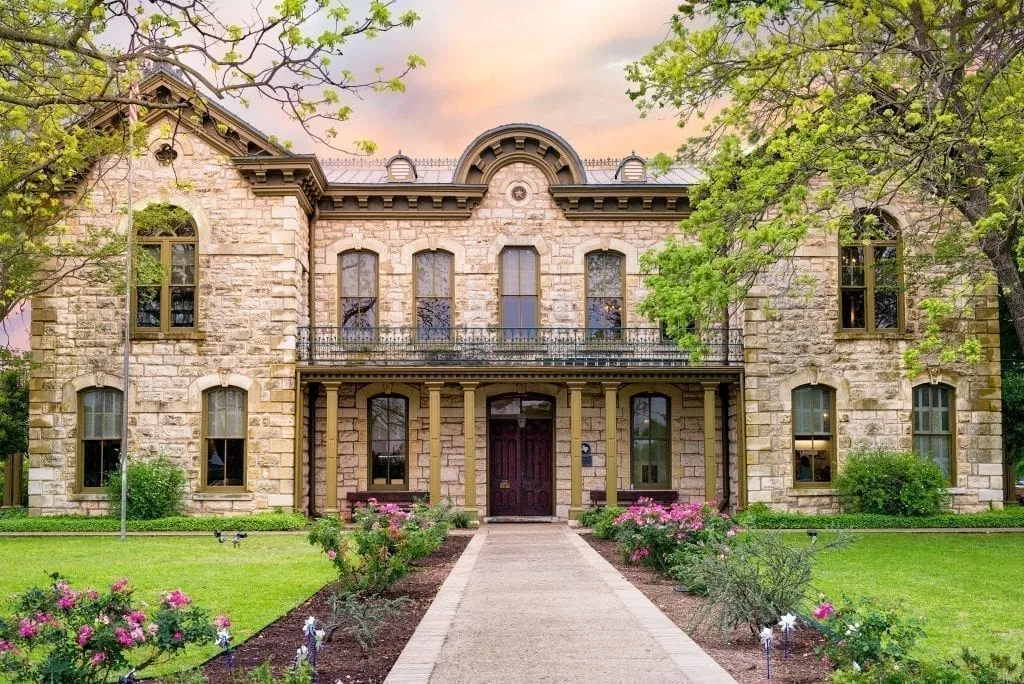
[387, 524, 735, 684]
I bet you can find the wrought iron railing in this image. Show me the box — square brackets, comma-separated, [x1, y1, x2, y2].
[296, 327, 743, 367]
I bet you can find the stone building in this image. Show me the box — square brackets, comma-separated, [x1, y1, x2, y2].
[27, 70, 1004, 519]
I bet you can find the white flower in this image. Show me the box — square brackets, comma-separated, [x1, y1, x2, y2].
[852, 662, 861, 672]
[215, 628, 231, 648]
[314, 628, 326, 649]
[294, 645, 309, 665]
[778, 614, 797, 632]
[760, 626, 774, 648]
[303, 616, 317, 636]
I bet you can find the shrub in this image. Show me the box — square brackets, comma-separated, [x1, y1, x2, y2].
[811, 596, 925, 678]
[0, 512, 308, 533]
[739, 507, 1024, 530]
[834, 449, 950, 516]
[613, 499, 735, 573]
[692, 529, 849, 635]
[577, 505, 623, 539]
[107, 457, 186, 520]
[449, 509, 473, 529]
[0, 575, 217, 683]
[324, 594, 410, 652]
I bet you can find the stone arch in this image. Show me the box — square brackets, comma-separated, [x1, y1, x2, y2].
[322, 236, 392, 275]
[117, 192, 212, 251]
[486, 234, 552, 272]
[618, 384, 685, 489]
[62, 373, 126, 412]
[454, 124, 586, 186]
[353, 383, 422, 422]
[189, 372, 261, 413]
[474, 383, 566, 414]
[397, 237, 468, 274]
[571, 237, 641, 274]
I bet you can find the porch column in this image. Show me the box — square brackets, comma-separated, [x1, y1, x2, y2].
[2, 453, 23, 507]
[603, 382, 620, 507]
[426, 382, 444, 505]
[461, 382, 479, 521]
[292, 375, 303, 514]
[324, 381, 340, 513]
[702, 381, 717, 503]
[568, 382, 586, 520]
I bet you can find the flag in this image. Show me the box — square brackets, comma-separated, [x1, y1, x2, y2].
[128, 81, 140, 124]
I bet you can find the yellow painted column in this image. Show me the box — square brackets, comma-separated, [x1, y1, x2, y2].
[324, 382, 340, 513]
[603, 382, 619, 507]
[426, 382, 444, 505]
[702, 381, 718, 504]
[461, 382, 479, 521]
[568, 382, 586, 520]
[293, 375, 304, 514]
[737, 377, 748, 510]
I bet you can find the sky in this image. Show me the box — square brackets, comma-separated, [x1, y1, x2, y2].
[1, 1, 699, 351]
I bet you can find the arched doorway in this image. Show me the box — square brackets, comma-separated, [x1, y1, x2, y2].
[487, 394, 555, 516]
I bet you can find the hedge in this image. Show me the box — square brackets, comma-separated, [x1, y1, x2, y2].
[745, 507, 1024, 530]
[0, 512, 309, 533]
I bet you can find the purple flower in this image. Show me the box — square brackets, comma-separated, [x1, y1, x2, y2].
[77, 625, 94, 647]
[18, 620, 39, 639]
[162, 589, 191, 609]
[90, 651, 107, 667]
[111, 577, 129, 593]
[812, 602, 835, 620]
[115, 628, 134, 647]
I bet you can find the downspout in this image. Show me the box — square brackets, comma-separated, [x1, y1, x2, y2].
[719, 382, 731, 512]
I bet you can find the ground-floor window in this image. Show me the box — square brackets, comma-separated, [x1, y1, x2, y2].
[79, 388, 123, 490]
[630, 393, 670, 488]
[369, 394, 408, 489]
[913, 384, 953, 482]
[205, 387, 247, 488]
[793, 384, 835, 485]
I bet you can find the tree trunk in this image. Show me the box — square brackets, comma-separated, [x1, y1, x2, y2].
[981, 236, 1024, 352]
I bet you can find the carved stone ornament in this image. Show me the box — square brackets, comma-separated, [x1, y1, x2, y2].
[218, 369, 230, 387]
[94, 372, 106, 388]
[808, 366, 819, 386]
[928, 366, 940, 385]
[154, 143, 178, 165]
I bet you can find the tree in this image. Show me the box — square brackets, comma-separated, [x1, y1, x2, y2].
[627, 0, 1024, 371]
[0, 0, 423, 326]
[0, 350, 28, 495]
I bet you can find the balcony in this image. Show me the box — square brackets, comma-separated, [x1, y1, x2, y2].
[296, 327, 743, 367]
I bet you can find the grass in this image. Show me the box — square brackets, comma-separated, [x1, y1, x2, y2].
[0, 534, 335, 676]
[809, 532, 1024, 662]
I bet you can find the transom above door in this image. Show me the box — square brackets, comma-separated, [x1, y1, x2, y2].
[488, 394, 554, 517]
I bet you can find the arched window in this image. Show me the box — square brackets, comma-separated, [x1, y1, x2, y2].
[368, 394, 409, 489]
[339, 250, 378, 339]
[500, 247, 538, 338]
[630, 393, 670, 488]
[913, 384, 954, 482]
[793, 385, 835, 485]
[414, 250, 453, 340]
[840, 209, 902, 331]
[133, 204, 197, 333]
[204, 387, 247, 489]
[586, 251, 624, 339]
[78, 388, 123, 491]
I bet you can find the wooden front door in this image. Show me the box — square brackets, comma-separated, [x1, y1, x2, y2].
[488, 396, 554, 517]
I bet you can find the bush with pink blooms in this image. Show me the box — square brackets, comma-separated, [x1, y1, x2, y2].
[0, 574, 218, 683]
[611, 499, 737, 574]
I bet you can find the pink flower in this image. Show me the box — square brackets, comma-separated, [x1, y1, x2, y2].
[126, 611, 146, 626]
[18, 620, 39, 639]
[77, 625, 94, 648]
[35, 613, 57, 627]
[147, 623, 159, 635]
[111, 577, 129, 593]
[629, 547, 651, 563]
[0, 640, 16, 653]
[214, 615, 232, 629]
[172, 631, 183, 641]
[326, 550, 337, 561]
[57, 594, 77, 611]
[162, 589, 191, 609]
[812, 602, 835, 620]
[130, 627, 146, 643]
[90, 651, 107, 667]
[115, 628, 134, 647]
[86, 590, 99, 601]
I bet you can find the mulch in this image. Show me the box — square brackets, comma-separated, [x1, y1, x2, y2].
[585, 535, 831, 684]
[200, 534, 471, 684]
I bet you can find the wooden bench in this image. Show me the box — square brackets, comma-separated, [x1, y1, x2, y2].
[589, 489, 679, 508]
[346, 491, 429, 519]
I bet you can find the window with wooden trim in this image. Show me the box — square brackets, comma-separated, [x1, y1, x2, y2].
[78, 388, 123, 491]
[133, 204, 197, 333]
[840, 210, 902, 331]
[630, 393, 670, 488]
[204, 387, 247, 489]
[339, 250, 378, 340]
[793, 385, 835, 485]
[913, 384, 954, 482]
[500, 247, 538, 338]
[415, 250, 453, 340]
[369, 395, 408, 489]
[586, 251, 624, 339]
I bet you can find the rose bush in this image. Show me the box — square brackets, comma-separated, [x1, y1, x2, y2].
[612, 499, 736, 574]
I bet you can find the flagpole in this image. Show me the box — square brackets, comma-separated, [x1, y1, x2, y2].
[120, 82, 138, 543]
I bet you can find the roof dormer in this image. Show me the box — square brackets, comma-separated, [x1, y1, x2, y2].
[614, 153, 647, 183]
[385, 152, 417, 182]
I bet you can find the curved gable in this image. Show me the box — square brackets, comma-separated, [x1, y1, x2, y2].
[453, 124, 586, 185]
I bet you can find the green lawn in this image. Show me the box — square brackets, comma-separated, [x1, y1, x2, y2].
[0, 534, 334, 676]
[810, 532, 1024, 662]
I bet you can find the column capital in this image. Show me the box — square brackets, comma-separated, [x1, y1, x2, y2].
[459, 381, 480, 391]
[425, 381, 445, 391]
[566, 381, 587, 391]
[601, 381, 620, 392]
[323, 380, 342, 391]
[701, 381, 720, 391]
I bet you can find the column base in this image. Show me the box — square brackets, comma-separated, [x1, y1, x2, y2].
[568, 506, 588, 521]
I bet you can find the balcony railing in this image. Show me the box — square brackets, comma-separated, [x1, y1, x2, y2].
[297, 327, 743, 367]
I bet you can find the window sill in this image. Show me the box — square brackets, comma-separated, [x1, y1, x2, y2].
[786, 487, 837, 497]
[192, 492, 253, 501]
[131, 331, 206, 342]
[947, 487, 967, 495]
[835, 331, 913, 341]
[69, 492, 109, 501]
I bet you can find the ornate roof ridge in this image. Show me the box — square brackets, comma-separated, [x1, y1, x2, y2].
[317, 155, 650, 168]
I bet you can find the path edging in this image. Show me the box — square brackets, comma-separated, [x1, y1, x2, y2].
[384, 528, 488, 684]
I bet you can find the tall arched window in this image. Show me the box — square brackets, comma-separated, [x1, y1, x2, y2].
[415, 250, 453, 340]
[793, 385, 836, 485]
[133, 204, 197, 333]
[339, 250, 378, 340]
[368, 394, 409, 489]
[78, 388, 123, 491]
[913, 384, 954, 482]
[630, 393, 670, 488]
[586, 251, 624, 339]
[500, 247, 538, 338]
[204, 387, 247, 489]
[840, 209, 902, 331]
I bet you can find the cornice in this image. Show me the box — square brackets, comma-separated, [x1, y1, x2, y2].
[549, 184, 692, 220]
[316, 183, 488, 220]
[231, 155, 327, 214]
[296, 365, 743, 384]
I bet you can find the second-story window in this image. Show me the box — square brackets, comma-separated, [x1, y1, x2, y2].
[133, 204, 197, 333]
[501, 247, 538, 337]
[586, 251, 624, 339]
[415, 251, 453, 340]
[840, 210, 902, 331]
[340, 250, 378, 339]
